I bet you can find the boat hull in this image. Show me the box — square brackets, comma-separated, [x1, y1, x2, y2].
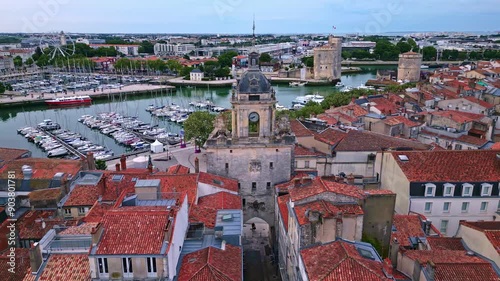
[45, 99, 92, 106]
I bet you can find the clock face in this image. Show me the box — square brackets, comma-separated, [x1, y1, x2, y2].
[249, 112, 259, 122]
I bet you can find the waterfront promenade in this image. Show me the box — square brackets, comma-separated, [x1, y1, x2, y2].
[0, 84, 175, 106]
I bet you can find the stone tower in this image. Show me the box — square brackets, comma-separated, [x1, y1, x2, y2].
[398, 51, 422, 82]
[205, 49, 295, 227]
[313, 36, 342, 82]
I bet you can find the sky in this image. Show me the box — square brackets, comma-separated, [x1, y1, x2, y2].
[1, 0, 499, 34]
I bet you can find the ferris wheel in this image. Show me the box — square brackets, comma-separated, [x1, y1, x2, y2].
[39, 31, 76, 60]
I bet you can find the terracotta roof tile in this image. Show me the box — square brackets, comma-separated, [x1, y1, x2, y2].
[426, 237, 465, 251]
[383, 116, 420, 127]
[391, 214, 425, 247]
[190, 192, 242, 228]
[427, 110, 486, 124]
[288, 177, 365, 202]
[0, 248, 31, 281]
[432, 263, 500, 281]
[391, 150, 500, 182]
[460, 221, 500, 254]
[159, 174, 199, 205]
[301, 240, 391, 281]
[369, 97, 402, 115]
[59, 222, 100, 235]
[64, 185, 99, 207]
[294, 201, 363, 225]
[456, 135, 489, 146]
[326, 103, 368, 118]
[38, 254, 90, 281]
[316, 113, 338, 126]
[17, 210, 64, 240]
[277, 195, 290, 232]
[0, 158, 81, 180]
[82, 202, 113, 223]
[290, 120, 313, 137]
[463, 96, 495, 109]
[335, 130, 431, 151]
[313, 128, 347, 146]
[198, 172, 239, 193]
[178, 245, 242, 281]
[95, 208, 171, 255]
[294, 145, 326, 157]
[0, 147, 30, 167]
[28, 187, 63, 202]
[166, 164, 191, 175]
[403, 250, 487, 265]
[491, 143, 500, 150]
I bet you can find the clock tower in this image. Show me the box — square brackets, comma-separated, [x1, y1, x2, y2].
[205, 48, 295, 227]
[231, 50, 276, 142]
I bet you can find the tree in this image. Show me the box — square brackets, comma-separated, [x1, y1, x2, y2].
[422, 46, 437, 61]
[95, 160, 107, 170]
[215, 67, 230, 77]
[0, 83, 5, 94]
[218, 51, 238, 67]
[183, 111, 216, 148]
[180, 66, 193, 77]
[259, 53, 272, 63]
[166, 60, 182, 73]
[13, 56, 22, 68]
[25, 58, 34, 67]
[138, 40, 154, 54]
[32, 47, 42, 61]
[36, 54, 50, 68]
[301, 56, 314, 67]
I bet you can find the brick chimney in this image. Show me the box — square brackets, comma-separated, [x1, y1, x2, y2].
[29, 242, 43, 274]
[147, 163, 153, 174]
[115, 163, 121, 172]
[87, 152, 96, 170]
[194, 157, 199, 173]
[120, 155, 127, 171]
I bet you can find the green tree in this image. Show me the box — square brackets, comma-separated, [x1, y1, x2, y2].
[36, 54, 50, 68]
[0, 83, 5, 94]
[215, 67, 230, 77]
[218, 50, 238, 67]
[32, 47, 42, 61]
[301, 56, 314, 67]
[166, 60, 182, 73]
[259, 53, 272, 63]
[422, 46, 437, 61]
[138, 40, 154, 54]
[180, 66, 193, 77]
[183, 111, 216, 148]
[13, 56, 23, 68]
[95, 160, 107, 170]
[25, 58, 34, 67]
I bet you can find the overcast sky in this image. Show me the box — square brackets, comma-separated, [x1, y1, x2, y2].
[1, 0, 499, 34]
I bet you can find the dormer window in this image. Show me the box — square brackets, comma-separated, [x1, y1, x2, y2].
[443, 183, 455, 197]
[462, 183, 473, 197]
[425, 183, 436, 197]
[481, 183, 493, 196]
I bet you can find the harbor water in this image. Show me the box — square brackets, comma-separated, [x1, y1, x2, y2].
[0, 66, 395, 158]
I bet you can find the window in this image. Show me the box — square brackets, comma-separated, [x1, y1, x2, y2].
[443, 184, 455, 197]
[440, 220, 449, 234]
[461, 202, 470, 213]
[267, 182, 271, 189]
[497, 200, 500, 212]
[480, 202, 488, 212]
[64, 208, 71, 216]
[270, 162, 274, 169]
[424, 202, 433, 213]
[443, 202, 451, 213]
[225, 163, 229, 169]
[147, 257, 157, 277]
[78, 207, 88, 215]
[425, 184, 436, 197]
[123, 257, 133, 277]
[462, 184, 473, 196]
[481, 184, 492, 196]
[252, 182, 256, 192]
[98, 258, 108, 275]
[304, 161, 310, 169]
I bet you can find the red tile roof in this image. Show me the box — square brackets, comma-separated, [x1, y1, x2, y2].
[0, 147, 30, 166]
[403, 250, 487, 265]
[335, 130, 431, 152]
[0, 158, 81, 180]
[159, 174, 199, 205]
[426, 237, 465, 251]
[178, 245, 242, 281]
[277, 195, 290, 232]
[316, 113, 338, 126]
[383, 116, 420, 127]
[391, 150, 500, 182]
[60, 222, 100, 235]
[463, 96, 495, 109]
[301, 240, 391, 281]
[427, 110, 486, 124]
[432, 263, 500, 281]
[294, 145, 326, 157]
[166, 164, 191, 175]
[198, 172, 239, 193]
[326, 103, 368, 118]
[17, 210, 64, 240]
[294, 201, 363, 225]
[369, 97, 402, 115]
[391, 214, 425, 247]
[290, 120, 313, 137]
[313, 128, 347, 146]
[0, 248, 31, 281]
[289, 177, 365, 202]
[82, 202, 114, 223]
[456, 134, 489, 146]
[64, 185, 99, 207]
[38, 254, 90, 281]
[101, 170, 150, 201]
[491, 143, 500, 150]
[190, 192, 242, 228]
[95, 208, 171, 255]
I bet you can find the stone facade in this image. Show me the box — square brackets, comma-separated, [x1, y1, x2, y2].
[313, 36, 342, 81]
[398, 51, 422, 82]
[205, 50, 295, 226]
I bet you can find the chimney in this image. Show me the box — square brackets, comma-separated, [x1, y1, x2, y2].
[91, 223, 104, 246]
[115, 163, 121, 172]
[426, 261, 435, 281]
[147, 163, 153, 174]
[194, 157, 199, 173]
[120, 155, 127, 171]
[347, 173, 355, 184]
[80, 156, 89, 170]
[29, 242, 43, 274]
[87, 152, 96, 170]
[390, 238, 400, 268]
[221, 240, 226, 250]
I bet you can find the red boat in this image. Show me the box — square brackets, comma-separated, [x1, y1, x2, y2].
[45, 96, 92, 106]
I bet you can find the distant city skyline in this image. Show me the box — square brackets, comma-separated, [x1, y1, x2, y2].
[0, 0, 499, 34]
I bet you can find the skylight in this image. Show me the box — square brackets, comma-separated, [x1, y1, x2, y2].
[398, 155, 409, 162]
[112, 175, 124, 181]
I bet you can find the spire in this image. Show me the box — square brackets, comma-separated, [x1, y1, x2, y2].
[252, 14, 256, 47]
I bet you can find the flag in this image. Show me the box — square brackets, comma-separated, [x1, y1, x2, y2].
[333, 26, 336, 29]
